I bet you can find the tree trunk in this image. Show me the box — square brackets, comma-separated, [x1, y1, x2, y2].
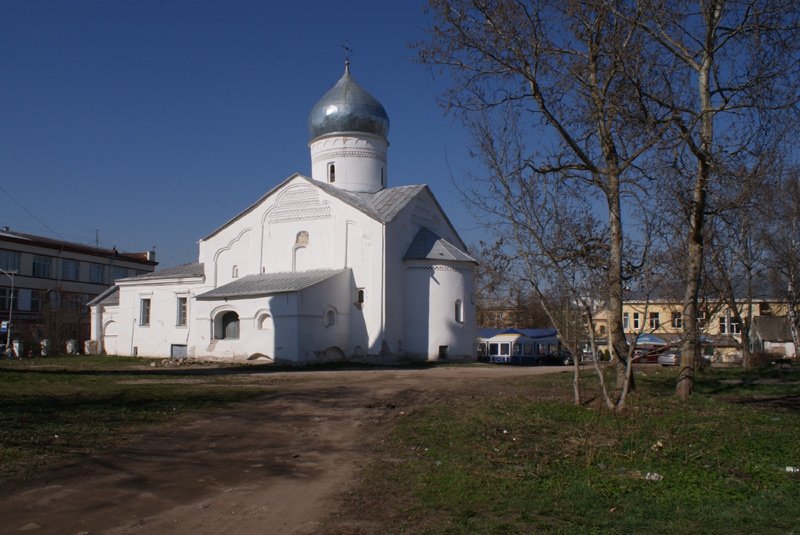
[677, 0, 719, 399]
[606, 180, 631, 395]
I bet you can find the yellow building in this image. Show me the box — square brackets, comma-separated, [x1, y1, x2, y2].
[590, 298, 788, 362]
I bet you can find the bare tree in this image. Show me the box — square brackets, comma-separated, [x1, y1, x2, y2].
[623, 0, 800, 398]
[761, 166, 800, 356]
[419, 0, 670, 410]
[706, 212, 760, 367]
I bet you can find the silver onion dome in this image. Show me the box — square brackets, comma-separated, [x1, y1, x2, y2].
[308, 63, 390, 141]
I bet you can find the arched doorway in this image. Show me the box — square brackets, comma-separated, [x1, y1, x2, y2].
[215, 311, 240, 340]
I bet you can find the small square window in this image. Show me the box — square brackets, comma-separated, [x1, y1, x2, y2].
[32, 255, 52, 278]
[89, 263, 107, 284]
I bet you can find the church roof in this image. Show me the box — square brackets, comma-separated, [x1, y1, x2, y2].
[118, 262, 205, 282]
[313, 179, 426, 222]
[205, 175, 427, 235]
[403, 227, 476, 263]
[307, 63, 390, 141]
[204, 176, 469, 252]
[196, 269, 348, 300]
[87, 285, 120, 307]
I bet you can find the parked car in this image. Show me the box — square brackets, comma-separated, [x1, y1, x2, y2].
[581, 349, 603, 362]
[658, 351, 681, 366]
[658, 351, 712, 368]
[633, 348, 664, 364]
[539, 349, 575, 366]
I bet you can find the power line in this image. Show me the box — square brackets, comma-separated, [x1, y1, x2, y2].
[0, 184, 67, 240]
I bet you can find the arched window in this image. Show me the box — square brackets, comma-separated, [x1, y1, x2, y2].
[258, 313, 272, 330]
[217, 311, 240, 340]
[328, 163, 336, 183]
[455, 300, 464, 323]
[295, 231, 309, 247]
[325, 309, 336, 327]
[293, 231, 310, 271]
[232, 265, 239, 278]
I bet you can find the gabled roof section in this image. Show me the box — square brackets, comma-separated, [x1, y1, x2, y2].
[118, 262, 204, 282]
[355, 184, 428, 222]
[196, 269, 348, 300]
[752, 316, 793, 342]
[87, 285, 119, 307]
[203, 174, 443, 240]
[309, 179, 426, 223]
[404, 227, 476, 263]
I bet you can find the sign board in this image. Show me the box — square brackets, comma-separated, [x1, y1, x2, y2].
[0, 320, 7, 334]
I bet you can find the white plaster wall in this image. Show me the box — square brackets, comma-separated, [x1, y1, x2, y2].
[385, 188, 475, 361]
[97, 305, 119, 355]
[295, 270, 353, 361]
[190, 293, 298, 361]
[403, 259, 475, 360]
[764, 341, 796, 357]
[187, 270, 353, 363]
[92, 177, 474, 363]
[309, 134, 387, 193]
[112, 281, 205, 358]
[191, 177, 387, 361]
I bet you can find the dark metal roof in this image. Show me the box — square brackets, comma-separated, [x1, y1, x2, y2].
[403, 227, 476, 263]
[478, 328, 558, 339]
[752, 316, 793, 342]
[308, 63, 389, 141]
[119, 262, 204, 281]
[87, 285, 119, 307]
[196, 269, 348, 300]
[0, 228, 156, 266]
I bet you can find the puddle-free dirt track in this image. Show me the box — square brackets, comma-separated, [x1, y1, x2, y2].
[2, 365, 567, 534]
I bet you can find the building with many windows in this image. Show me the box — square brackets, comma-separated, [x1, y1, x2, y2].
[590, 298, 791, 361]
[0, 227, 156, 354]
[88, 63, 477, 363]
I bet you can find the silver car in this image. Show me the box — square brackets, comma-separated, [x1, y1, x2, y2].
[658, 351, 680, 366]
[658, 351, 711, 368]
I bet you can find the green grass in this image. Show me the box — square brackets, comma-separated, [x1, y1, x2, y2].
[356, 366, 800, 534]
[0, 355, 268, 477]
[2, 357, 799, 533]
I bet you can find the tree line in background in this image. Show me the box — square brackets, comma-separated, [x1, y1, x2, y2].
[418, 0, 800, 408]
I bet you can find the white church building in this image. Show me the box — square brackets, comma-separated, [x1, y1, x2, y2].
[88, 63, 477, 364]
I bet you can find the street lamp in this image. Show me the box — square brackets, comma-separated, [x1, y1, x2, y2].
[0, 268, 16, 358]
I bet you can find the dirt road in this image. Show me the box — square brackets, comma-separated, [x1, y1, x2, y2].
[1, 365, 568, 534]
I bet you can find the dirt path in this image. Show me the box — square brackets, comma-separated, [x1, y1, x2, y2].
[1, 366, 567, 534]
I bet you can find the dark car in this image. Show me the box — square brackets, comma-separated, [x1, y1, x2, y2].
[539, 349, 575, 366]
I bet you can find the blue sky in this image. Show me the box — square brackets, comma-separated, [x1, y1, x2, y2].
[0, 0, 481, 268]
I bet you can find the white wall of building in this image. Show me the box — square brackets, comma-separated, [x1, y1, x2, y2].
[309, 134, 388, 193]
